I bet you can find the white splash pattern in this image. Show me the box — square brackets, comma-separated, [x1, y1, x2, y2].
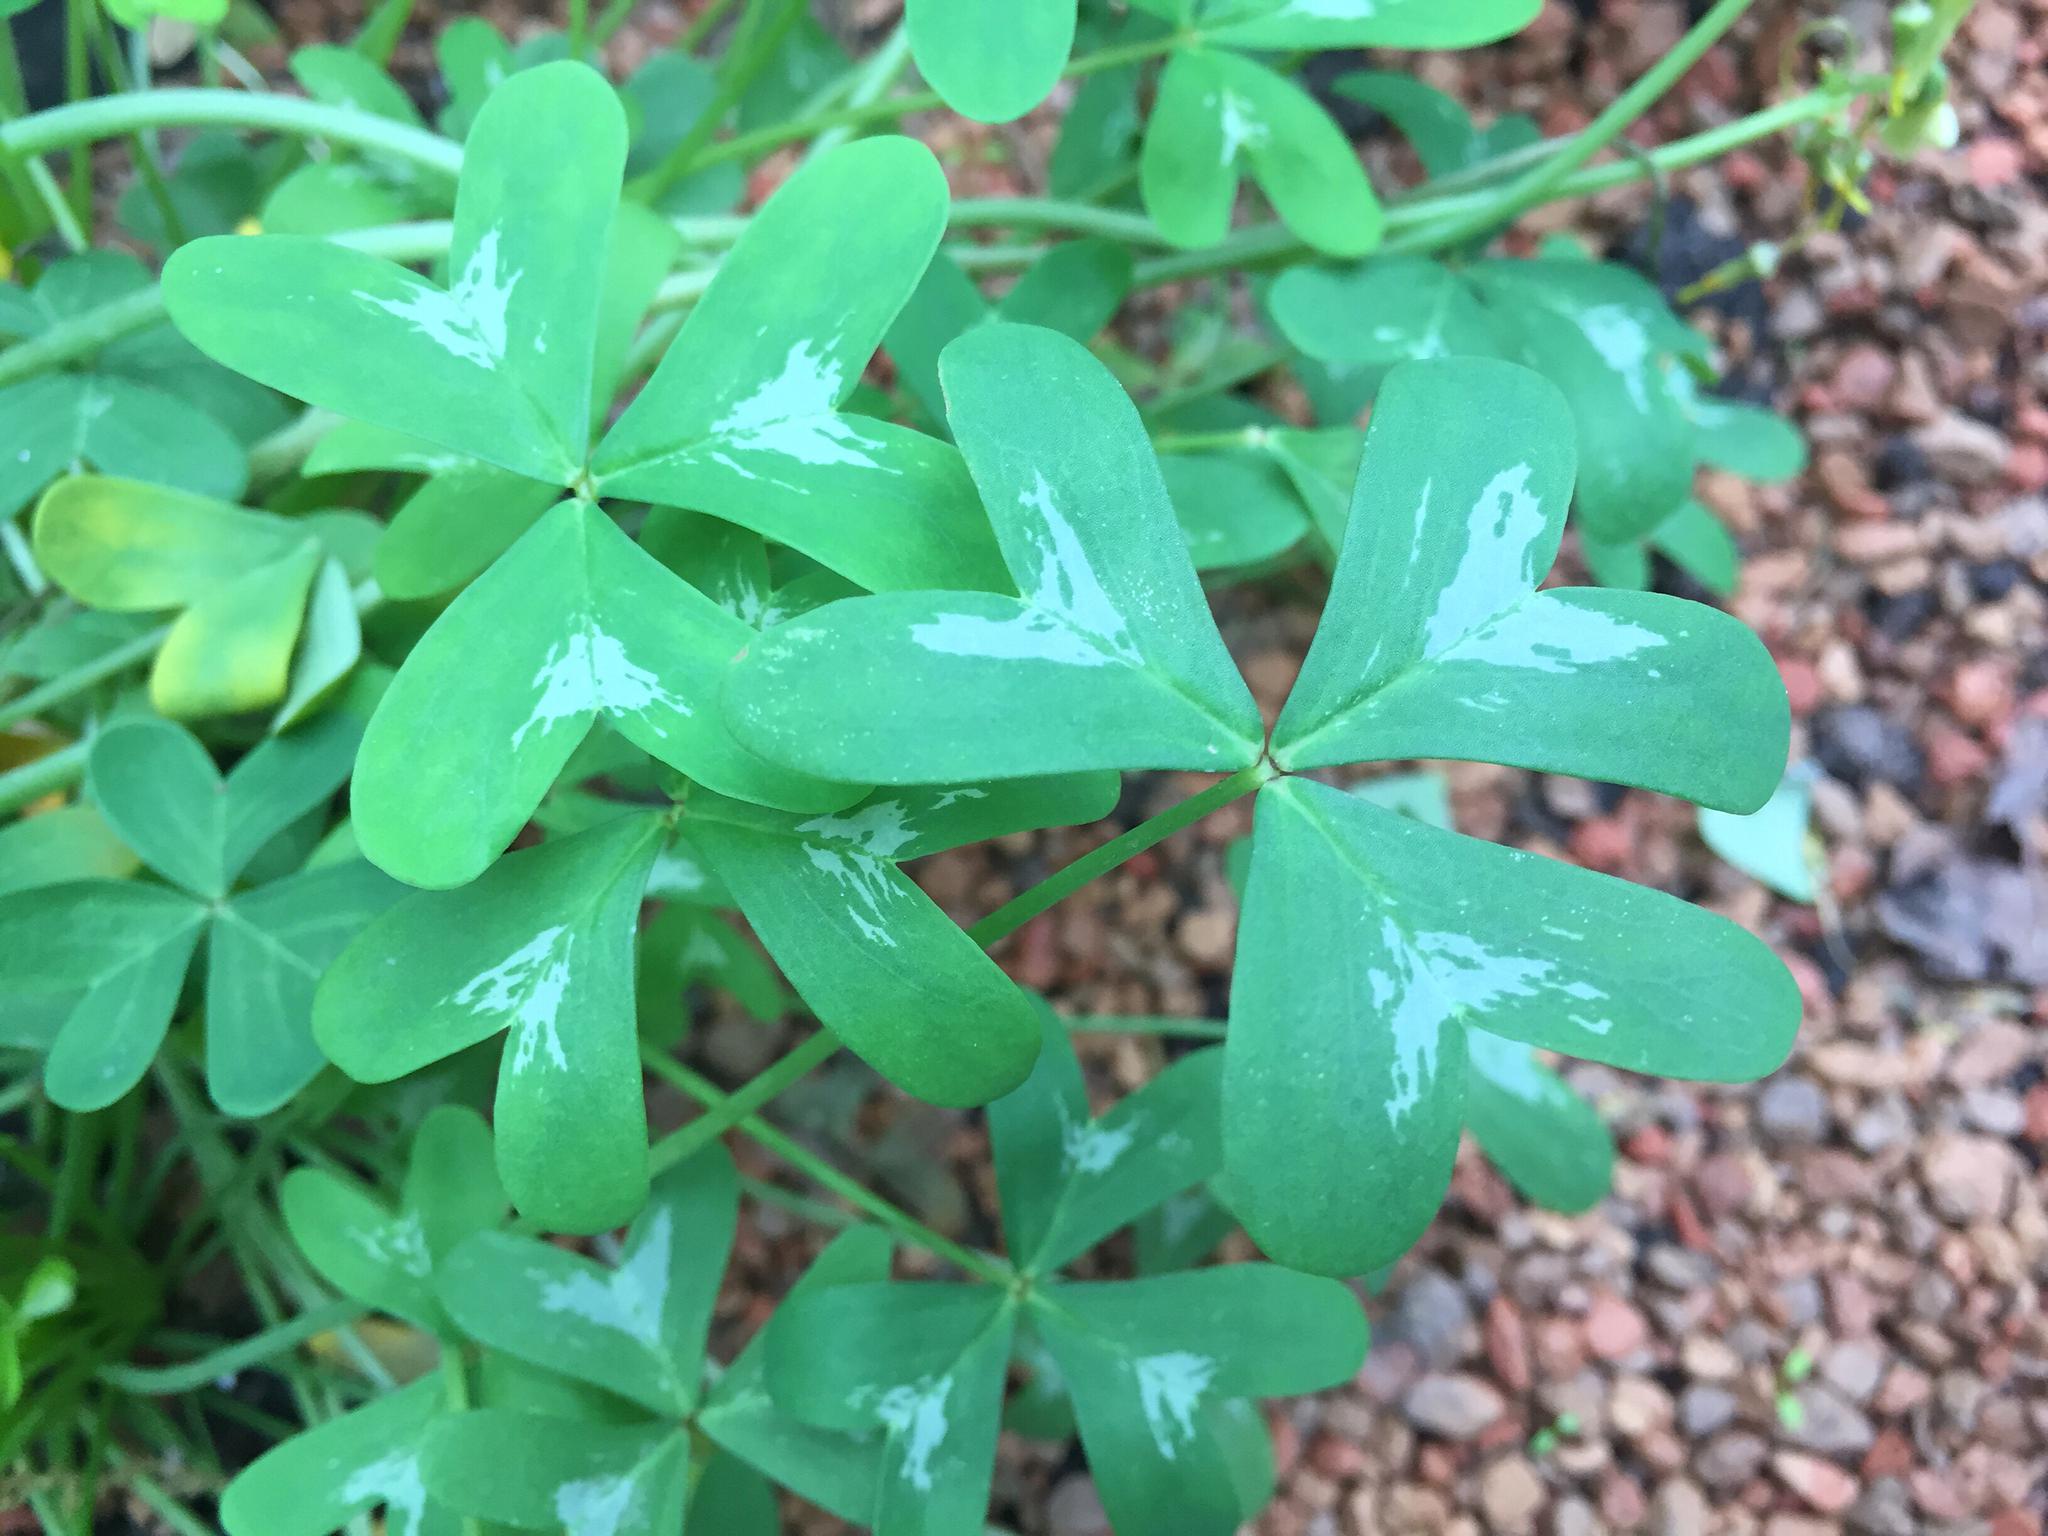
[1135, 1352, 1216, 1459]
[876, 1375, 952, 1491]
[1577, 304, 1654, 412]
[354, 1211, 430, 1278]
[358, 227, 519, 369]
[703, 339, 894, 477]
[1421, 464, 1545, 653]
[1058, 1100, 1137, 1174]
[513, 625, 693, 749]
[1447, 599, 1670, 676]
[539, 1204, 673, 1348]
[341, 1453, 427, 1536]
[804, 847, 906, 947]
[798, 800, 919, 859]
[555, 1473, 639, 1536]
[453, 925, 573, 1074]
[1217, 91, 1267, 164]
[1465, 1029, 1553, 1104]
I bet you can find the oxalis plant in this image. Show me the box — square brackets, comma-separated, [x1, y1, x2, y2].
[0, 0, 1972, 1530]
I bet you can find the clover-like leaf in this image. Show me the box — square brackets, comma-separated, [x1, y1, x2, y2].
[766, 1282, 1018, 1536]
[1028, 1266, 1367, 1536]
[1270, 358, 1790, 814]
[0, 806, 136, 898]
[681, 773, 1115, 1105]
[32, 476, 368, 719]
[423, 1412, 688, 1535]
[593, 137, 1005, 595]
[1699, 766, 1819, 903]
[350, 497, 855, 890]
[315, 813, 666, 1231]
[220, 1375, 456, 1536]
[990, 1005, 1223, 1274]
[1269, 254, 1501, 374]
[166, 62, 624, 484]
[1142, 48, 1382, 258]
[1200, 0, 1539, 50]
[435, 1150, 736, 1414]
[1224, 775, 1801, 1275]
[726, 323, 1265, 782]
[281, 1104, 505, 1333]
[698, 1226, 893, 1525]
[908, 0, 1074, 123]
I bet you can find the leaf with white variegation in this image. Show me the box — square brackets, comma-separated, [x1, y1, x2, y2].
[1203, 0, 1539, 49]
[351, 497, 856, 890]
[314, 814, 665, 1232]
[1029, 1266, 1367, 1536]
[1224, 776, 1800, 1275]
[165, 62, 624, 484]
[725, 324, 1264, 783]
[766, 1283, 1017, 1536]
[1463, 1029, 1614, 1214]
[594, 137, 1005, 594]
[220, 1375, 457, 1536]
[421, 1412, 687, 1535]
[990, 1005, 1223, 1273]
[1271, 358, 1789, 814]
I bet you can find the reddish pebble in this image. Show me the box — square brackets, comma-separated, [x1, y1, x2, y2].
[2024, 1084, 2048, 1143]
[1598, 1472, 1647, 1528]
[1306, 1430, 1368, 1481]
[2009, 442, 2048, 493]
[1568, 816, 1632, 874]
[1926, 725, 1991, 788]
[1584, 1292, 1649, 1360]
[1990, 1509, 2042, 1536]
[1775, 1452, 1858, 1514]
[1863, 1428, 1915, 1479]
[1485, 1296, 1532, 1395]
[1778, 657, 1823, 716]
[1950, 659, 2016, 731]
[1624, 1124, 1674, 1166]
[1967, 135, 2025, 187]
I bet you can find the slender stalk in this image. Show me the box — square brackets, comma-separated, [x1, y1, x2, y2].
[646, 1029, 839, 1175]
[643, 1048, 1013, 1285]
[567, 0, 590, 58]
[96, 1300, 366, 1394]
[628, 0, 806, 201]
[678, 0, 740, 51]
[972, 761, 1272, 947]
[803, 20, 909, 164]
[1419, 0, 1761, 250]
[0, 741, 92, 816]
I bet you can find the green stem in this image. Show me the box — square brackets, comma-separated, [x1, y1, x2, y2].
[692, 31, 1180, 171]
[628, 0, 805, 201]
[803, 19, 909, 164]
[678, 0, 740, 51]
[0, 741, 92, 816]
[971, 760, 1272, 948]
[646, 1029, 839, 1176]
[1418, 0, 1761, 250]
[0, 89, 464, 180]
[96, 1299, 366, 1394]
[642, 1048, 1012, 1285]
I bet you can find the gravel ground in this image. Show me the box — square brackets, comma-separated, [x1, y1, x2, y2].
[103, 0, 2048, 1530]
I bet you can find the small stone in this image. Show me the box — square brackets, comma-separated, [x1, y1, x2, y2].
[1913, 411, 2010, 485]
[1831, 344, 1897, 409]
[1850, 1096, 1914, 1154]
[1786, 1386, 1876, 1455]
[1401, 1373, 1505, 1440]
[1610, 1376, 1674, 1439]
[1962, 1087, 2026, 1137]
[1678, 1384, 1738, 1437]
[1484, 1295, 1531, 1395]
[1919, 1132, 2019, 1222]
[1774, 1450, 1859, 1514]
[1046, 1475, 1111, 1536]
[1847, 1479, 1918, 1536]
[1389, 1266, 1473, 1367]
[1696, 1431, 1769, 1490]
[1682, 1335, 1742, 1382]
[1652, 1478, 1710, 1536]
[1814, 706, 1925, 793]
[1478, 1456, 1547, 1534]
[1173, 907, 1235, 970]
[1821, 1340, 1887, 1404]
[1584, 1292, 1649, 1360]
[1757, 1075, 1832, 1144]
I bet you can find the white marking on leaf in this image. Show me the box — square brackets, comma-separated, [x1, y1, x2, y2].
[876, 1375, 952, 1491]
[538, 1204, 673, 1348]
[803, 846, 904, 947]
[797, 800, 918, 858]
[1135, 1352, 1216, 1459]
[910, 608, 1122, 667]
[341, 1452, 427, 1536]
[353, 1211, 430, 1278]
[1577, 304, 1653, 412]
[929, 787, 988, 810]
[1422, 464, 1546, 653]
[555, 1473, 639, 1536]
[1217, 91, 1267, 164]
[1465, 1029, 1550, 1104]
[1058, 1100, 1137, 1174]
[358, 227, 518, 368]
[1447, 600, 1669, 675]
[513, 625, 692, 749]
[454, 926, 572, 1073]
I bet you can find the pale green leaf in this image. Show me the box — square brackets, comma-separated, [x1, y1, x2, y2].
[908, 0, 1075, 123]
[220, 1375, 456, 1536]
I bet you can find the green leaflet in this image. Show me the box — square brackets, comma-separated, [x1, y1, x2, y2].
[1159, 449, 1312, 571]
[351, 498, 855, 890]
[1268, 254, 1500, 372]
[1141, 48, 1382, 258]
[1331, 71, 1539, 179]
[436, 1150, 737, 1415]
[1200, 0, 1539, 49]
[424, 1412, 689, 1534]
[166, 62, 625, 484]
[1687, 390, 1809, 481]
[314, 814, 666, 1231]
[725, 324, 1265, 781]
[31, 476, 365, 720]
[766, 1282, 1019, 1536]
[1029, 1267, 1366, 1536]
[887, 240, 1133, 433]
[1270, 359, 1789, 815]
[1224, 775, 1801, 1275]
[219, 1375, 457, 1536]
[1699, 766, 1819, 903]
[0, 806, 136, 897]
[990, 1006, 1224, 1273]
[908, 0, 1075, 123]
[593, 138, 1006, 595]
[697, 1227, 893, 1524]
[1463, 1029, 1615, 1214]
[281, 1104, 504, 1334]
[1585, 497, 1744, 598]
[681, 773, 1117, 1106]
